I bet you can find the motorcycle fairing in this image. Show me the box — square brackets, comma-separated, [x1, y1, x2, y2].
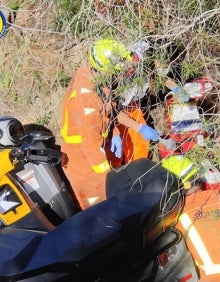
[0, 191, 162, 278]
[13, 161, 76, 222]
[0, 149, 14, 178]
[0, 149, 32, 226]
[0, 176, 31, 226]
[0, 184, 21, 214]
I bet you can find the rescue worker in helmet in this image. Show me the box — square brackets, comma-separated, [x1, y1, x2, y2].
[61, 38, 159, 210]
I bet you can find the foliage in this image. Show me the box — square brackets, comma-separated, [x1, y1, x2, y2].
[57, 70, 71, 88]
[0, 0, 219, 169]
[181, 62, 200, 81]
[7, 0, 20, 10]
[36, 111, 53, 126]
[54, 0, 94, 35]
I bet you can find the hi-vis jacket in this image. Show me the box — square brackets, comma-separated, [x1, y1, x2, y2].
[177, 189, 220, 281]
[61, 64, 111, 174]
[60, 64, 113, 209]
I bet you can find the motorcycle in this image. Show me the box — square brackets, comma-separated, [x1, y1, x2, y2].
[0, 116, 199, 282]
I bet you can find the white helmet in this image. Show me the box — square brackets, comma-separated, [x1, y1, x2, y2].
[0, 116, 24, 147]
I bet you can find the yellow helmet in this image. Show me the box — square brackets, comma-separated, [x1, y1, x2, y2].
[161, 155, 199, 185]
[88, 39, 133, 74]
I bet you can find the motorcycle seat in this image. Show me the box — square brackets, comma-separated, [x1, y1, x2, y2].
[25, 192, 161, 269]
[0, 191, 161, 277]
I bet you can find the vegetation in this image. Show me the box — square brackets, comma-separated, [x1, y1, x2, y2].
[0, 0, 219, 167]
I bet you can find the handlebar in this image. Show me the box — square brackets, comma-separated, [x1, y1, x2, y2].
[10, 130, 61, 165]
[20, 131, 54, 142]
[11, 147, 61, 165]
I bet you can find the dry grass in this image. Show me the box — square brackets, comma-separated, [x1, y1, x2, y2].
[0, 0, 88, 142]
[0, 0, 219, 157]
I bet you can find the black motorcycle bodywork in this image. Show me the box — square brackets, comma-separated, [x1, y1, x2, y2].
[0, 132, 199, 282]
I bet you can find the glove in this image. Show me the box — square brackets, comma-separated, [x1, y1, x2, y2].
[110, 135, 122, 158]
[138, 124, 159, 141]
[171, 86, 190, 102]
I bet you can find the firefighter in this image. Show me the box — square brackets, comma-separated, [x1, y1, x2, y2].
[177, 188, 220, 281]
[162, 155, 220, 281]
[61, 39, 158, 210]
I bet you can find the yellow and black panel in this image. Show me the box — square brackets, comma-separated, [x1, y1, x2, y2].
[0, 149, 15, 179]
[0, 175, 31, 226]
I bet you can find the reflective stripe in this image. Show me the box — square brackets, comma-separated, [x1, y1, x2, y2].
[92, 160, 110, 173]
[61, 131, 82, 144]
[90, 47, 103, 68]
[61, 110, 82, 144]
[180, 213, 220, 275]
[61, 90, 83, 144]
[84, 108, 95, 115]
[69, 90, 77, 99]
[80, 87, 92, 94]
[180, 163, 196, 181]
[102, 130, 108, 138]
[88, 196, 99, 206]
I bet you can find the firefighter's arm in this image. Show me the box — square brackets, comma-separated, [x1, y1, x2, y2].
[117, 111, 141, 131]
[117, 111, 159, 141]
